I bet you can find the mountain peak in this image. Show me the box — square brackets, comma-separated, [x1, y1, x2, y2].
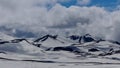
[68, 34, 95, 43]
[34, 34, 58, 42]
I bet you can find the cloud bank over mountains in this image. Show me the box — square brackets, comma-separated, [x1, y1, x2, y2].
[0, 0, 120, 42]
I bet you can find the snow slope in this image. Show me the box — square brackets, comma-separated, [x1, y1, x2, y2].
[1, 33, 120, 68]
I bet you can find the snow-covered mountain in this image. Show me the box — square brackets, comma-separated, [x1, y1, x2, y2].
[1, 33, 120, 68]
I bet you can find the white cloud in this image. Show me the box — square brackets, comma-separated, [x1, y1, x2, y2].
[77, 0, 91, 5]
[0, 0, 120, 42]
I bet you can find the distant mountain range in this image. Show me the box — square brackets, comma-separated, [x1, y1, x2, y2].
[1, 33, 120, 57]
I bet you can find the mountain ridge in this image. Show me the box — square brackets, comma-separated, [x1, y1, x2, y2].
[1, 33, 120, 57]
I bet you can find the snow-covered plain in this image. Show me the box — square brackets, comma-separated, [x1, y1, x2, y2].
[1, 33, 120, 68]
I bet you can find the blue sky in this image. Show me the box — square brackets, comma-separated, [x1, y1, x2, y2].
[59, 0, 119, 11]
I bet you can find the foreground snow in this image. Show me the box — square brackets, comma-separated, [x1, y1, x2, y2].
[1, 58, 120, 68]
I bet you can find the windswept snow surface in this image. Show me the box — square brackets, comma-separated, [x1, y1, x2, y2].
[1, 34, 120, 68]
